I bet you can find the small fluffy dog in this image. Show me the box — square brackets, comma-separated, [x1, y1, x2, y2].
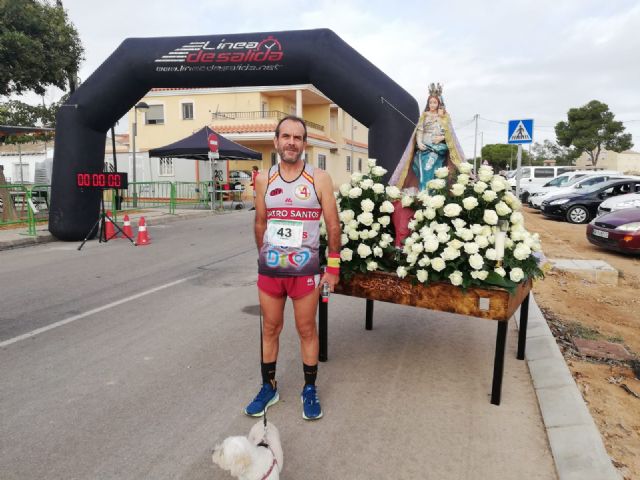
[212, 421, 283, 480]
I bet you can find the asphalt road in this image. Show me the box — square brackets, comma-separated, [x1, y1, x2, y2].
[0, 212, 557, 480]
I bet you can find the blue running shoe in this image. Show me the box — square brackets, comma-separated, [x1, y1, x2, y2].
[301, 384, 323, 420]
[244, 382, 279, 417]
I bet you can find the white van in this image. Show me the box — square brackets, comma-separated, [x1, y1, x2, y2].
[507, 166, 573, 191]
[524, 170, 620, 204]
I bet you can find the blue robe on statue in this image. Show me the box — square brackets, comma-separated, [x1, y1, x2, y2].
[412, 142, 449, 191]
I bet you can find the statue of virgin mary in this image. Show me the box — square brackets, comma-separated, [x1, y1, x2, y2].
[390, 83, 466, 191]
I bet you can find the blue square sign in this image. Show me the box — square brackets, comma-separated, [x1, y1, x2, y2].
[508, 119, 534, 144]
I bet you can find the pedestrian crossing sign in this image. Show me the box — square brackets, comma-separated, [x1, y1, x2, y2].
[508, 119, 534, 144]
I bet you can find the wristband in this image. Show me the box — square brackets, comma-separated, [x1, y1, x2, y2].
[326, 252, 340, 275]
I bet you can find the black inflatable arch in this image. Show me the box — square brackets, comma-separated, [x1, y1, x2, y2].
[50, 28, 419, 240]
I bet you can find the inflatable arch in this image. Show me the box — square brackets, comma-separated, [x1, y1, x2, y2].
[50, 28, 419, 240]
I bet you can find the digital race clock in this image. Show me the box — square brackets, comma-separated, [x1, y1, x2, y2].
[76, 172, 128, 189]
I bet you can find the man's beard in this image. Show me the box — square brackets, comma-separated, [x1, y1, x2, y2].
[279, 148, 302, 164]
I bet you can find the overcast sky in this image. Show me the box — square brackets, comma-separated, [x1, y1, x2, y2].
[47, 0, 640, 157]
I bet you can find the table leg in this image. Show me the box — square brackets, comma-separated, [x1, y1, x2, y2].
[365, 299, 374, 330]
[517, 293, 530, 360]
[491, 321, 508, 406]
[319, 295, 328, 362]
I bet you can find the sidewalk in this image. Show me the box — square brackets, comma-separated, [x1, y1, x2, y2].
[0, 208, 621, 479]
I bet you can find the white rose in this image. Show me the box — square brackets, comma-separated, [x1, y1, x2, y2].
[351, 172, 363, 183]
[482, 190, 498, 202]
[373, 246, 383, 257]
[418, 256, 431, 267]
[360, 198, 375, 212]
[431, 257, 446, 272]
[367, 260, 378, 271]
[443, 203, 462, 218]
[481, 225, 492, 236]
[435, 167, 449, 178]
[379, 240, 389, 249]
[396, 266, 408, 278]
[360, 178, 374, 190]
[378, 215, 391, 227]
[408, 219, 417, 231]
[371, 222, 381, 231]
[368, 229, 379, 239]
[417, 191, 431, 206]
[506, 238, 514, 249]
[424, 236, 440, 252]
[359, 230, 370, 240]
[464, 242, 480, 255]
[510, 211, 524, 225]
[478, 170, 493, 183]
[474, 181, 488, 194]
[372, 166, 387, 176]
[405, 237, 415, 247]
[456, 173, 470, 186]
[385, 185, 401, 199]
[457, 228, 474, 241]
[471, 270, 489, 280]
[367, 158, 377, 168]
[339, 209, 355, 223]
[469, 253, 484, 270]
[458, 162, 473, 174]
[462, 196, 479, 210]
[437, 231, 450, 243]
[483, 209, 499, 225]
[340, 248, 353, 261]
[341, 233, 348, 246]
[417, 269, 429, 283]
[490, 177, 506, 192]
[495, 201, 512, 216]
[349, 187, 363, 198]
[451, 183, 466, 197]
[425, 207, 437, 220]
[449, 271, 463, 286]
[470, 224, 483, 235]
[401, 195, 414, 207]
[448, 239, 463, 250]
[494, 267, 506, 277]
[434, 222, 450, 233]
[372, 183, 385, 194]
[485, 248, 498, 261]
[511, 229, 525, 242]
[381, 233, 393, 243]
[357, 211, 374, 226]
[429, 195, 446, 209]
[348, 229, 360, 241]
[523, 233, 535, 248]
[380, 200, 395, 214]
[406, 253, 418, 265]
[442, 246, 460, 260]
[411, 242, 424, 254]
[475, 235, 489, 249]
[513, 243, 532, 260]
[357, 243, 372, 258]
[452, 218, 466, 229]
[414, 210, 425, 222]
[427, 178, 446, 190]
[509, 267, 525, 282]
[339, 183, 351, 196]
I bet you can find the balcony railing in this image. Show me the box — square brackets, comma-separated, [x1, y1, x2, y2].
[211, 110, 324, 131]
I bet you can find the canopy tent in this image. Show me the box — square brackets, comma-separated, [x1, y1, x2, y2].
[148, 126, 262, 161]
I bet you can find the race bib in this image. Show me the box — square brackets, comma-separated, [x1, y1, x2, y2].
[267, 219, 304, 248]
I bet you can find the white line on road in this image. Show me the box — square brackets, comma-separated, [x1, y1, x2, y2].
[0, 275, 201, 348]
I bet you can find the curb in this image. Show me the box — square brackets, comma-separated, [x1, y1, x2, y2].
[516, 295, 622, 480]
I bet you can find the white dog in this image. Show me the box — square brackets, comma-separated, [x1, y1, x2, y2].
[212, 421, 283, 480]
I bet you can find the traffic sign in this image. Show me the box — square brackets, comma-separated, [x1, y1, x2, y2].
[208, 133, 219, 152]
[508, 119, 534, 144]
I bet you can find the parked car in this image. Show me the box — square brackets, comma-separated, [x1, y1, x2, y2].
[586, 207, 640, 255]
[507, 166, 573, 193]
[524, 170, 620, 205]
[540, 178, 640, 224]
[529, 173, 625, 210]
[597, 192, 640, 216]
[228, 170, 252, 190]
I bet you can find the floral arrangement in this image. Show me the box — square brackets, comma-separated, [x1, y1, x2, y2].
[321, 159, 544, 291]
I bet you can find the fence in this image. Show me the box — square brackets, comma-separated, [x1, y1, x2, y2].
[0, 181, 231, 235]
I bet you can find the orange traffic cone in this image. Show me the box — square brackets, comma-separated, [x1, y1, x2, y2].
[104, 210, 117, 240]
[120, 214, 133, 239]
[135, 216, 151, 246]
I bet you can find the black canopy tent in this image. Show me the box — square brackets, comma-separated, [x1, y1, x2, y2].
[148, 126, 262, 161]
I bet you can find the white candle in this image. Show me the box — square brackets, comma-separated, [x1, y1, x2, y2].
[494, 231, 506, 260]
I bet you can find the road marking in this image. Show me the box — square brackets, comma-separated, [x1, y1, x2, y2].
[0, 275, 200, 348]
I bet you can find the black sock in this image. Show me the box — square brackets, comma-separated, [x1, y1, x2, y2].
[261, 361, 277, 389]
[303, 363, 318, 386]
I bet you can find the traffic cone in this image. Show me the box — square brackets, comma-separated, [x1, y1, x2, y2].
[135, 216, 151, 246]
[120, 214, 133, 239]
[104, 210, 117, 240]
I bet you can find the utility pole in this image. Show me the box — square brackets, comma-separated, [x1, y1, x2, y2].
[480, 132, 484, 165]
[472, 114, 479, 173]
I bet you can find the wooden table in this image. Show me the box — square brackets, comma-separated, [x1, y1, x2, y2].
[317, 272, 532, 405]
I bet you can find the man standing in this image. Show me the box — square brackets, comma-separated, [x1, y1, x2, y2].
[245, 115, 341, 420]
[248, 165, 259, 211]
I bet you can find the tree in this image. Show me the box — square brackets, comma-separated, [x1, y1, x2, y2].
[480, 143, 530, 171]
[0, 0, 84, 96]
[555, 100, 633, 166]
[530, 139, 577, 166]
[0, 98, 61, 143]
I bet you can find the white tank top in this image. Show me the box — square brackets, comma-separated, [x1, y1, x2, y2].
[258, 163, 322, 277]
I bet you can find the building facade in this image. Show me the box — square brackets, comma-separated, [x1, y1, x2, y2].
[127, 85, 369, 190]
[575, 149, 640, 174]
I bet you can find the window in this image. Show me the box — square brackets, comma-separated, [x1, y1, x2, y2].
[534, 168, 554, 178]
[318, 154, 326, 170]
[145, 105, 164, 125]
[181, 102, 194, 120]
[261, 102, 268, 118]
[346, 155, 352, 172]
[519, 168, 530, 179]
[13, 162, 30, 182]
[159, 158, 174, 176]
[358, 158, 363, 172]
[271, 152, 278, 166]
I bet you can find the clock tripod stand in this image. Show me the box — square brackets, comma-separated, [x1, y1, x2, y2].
[77, 190, 135, 251]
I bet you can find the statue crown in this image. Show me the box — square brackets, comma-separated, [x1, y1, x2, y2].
[428, 82, 443, 98]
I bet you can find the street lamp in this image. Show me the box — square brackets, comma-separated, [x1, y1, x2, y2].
[131, 101, 149, 207]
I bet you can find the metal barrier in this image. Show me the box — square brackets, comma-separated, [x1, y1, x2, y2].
[0, 183, 50, 234]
